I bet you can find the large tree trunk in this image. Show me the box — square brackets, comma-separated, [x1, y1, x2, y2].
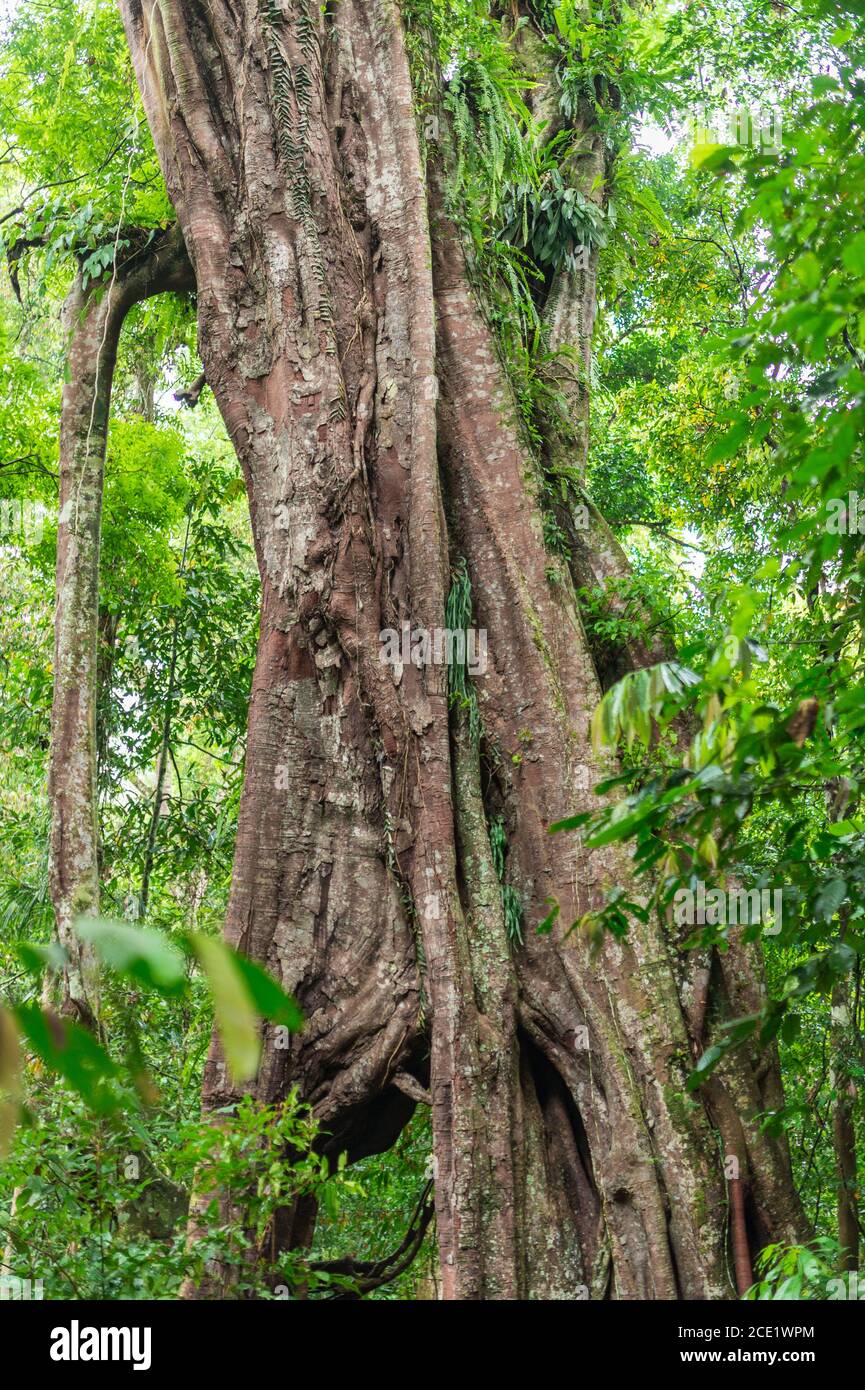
[506, 12, 806, 1267]
[49, 225, 192, 1024]
[119, 0, 804, 1298]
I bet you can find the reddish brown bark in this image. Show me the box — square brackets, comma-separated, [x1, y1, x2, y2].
[730, 1175, 754, 1295]
[514, 24, 806, 1253]
[831, 978, 860, 1272]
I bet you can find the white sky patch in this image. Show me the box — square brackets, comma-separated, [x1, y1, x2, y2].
[633, 118, 682, 157]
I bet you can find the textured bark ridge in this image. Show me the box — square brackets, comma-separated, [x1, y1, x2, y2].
[506, 10, 667, 690]
[49, 225, 192, 1024]
[500, 7, 807, 1273]
[119, 0, 804, 1298]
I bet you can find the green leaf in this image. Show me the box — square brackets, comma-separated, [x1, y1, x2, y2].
[791, 252, 821, 291]
[755, 556, 780, 580]
[229, 953, 303, 1032]
[15, 941, 68, 977]
[535, 900, 561, 936]
[13, 1004, 122, 1113]
[548, 811, 592, 834]
[826, 820, 859, 838]
[76, 917, 187, 995]
[690, 143, 738, 173]
[814, 878, 847, 922]
[189, 934, 261, 1082]
[585, 799, 655, 848]
[842, 232, 865, 278]
[706, 420, 750, 463]
[687, 1043, 725, 1091]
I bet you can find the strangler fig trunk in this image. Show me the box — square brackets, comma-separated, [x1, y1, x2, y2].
[118, 0, 804, 1298]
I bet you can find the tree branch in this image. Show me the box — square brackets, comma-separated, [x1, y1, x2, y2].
[308, 1180, 435, 1299]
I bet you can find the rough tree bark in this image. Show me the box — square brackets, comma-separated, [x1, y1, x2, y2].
[49, 224, 192, 1024]
[507, 6, 807, 1276]
[117, 0, 805, 1298]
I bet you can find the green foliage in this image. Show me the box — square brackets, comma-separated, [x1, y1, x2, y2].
[489, 817, 524, 946]
[0, 1082, 357, 1300]
[312, 1110, 435, 1301]
[1, 914, 302, 1132]
[746, 1238, 865, 1301]
[176, 1092, 361, 1299]
[535, 0, 865, 1246]
[444, 35, 535, 219]
[0, 0, 171, 304]
[501, 150, 608, 271]
[445, 557, 482, 745]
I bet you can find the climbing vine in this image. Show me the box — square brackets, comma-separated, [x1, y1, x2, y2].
[262, 0, 330, 316]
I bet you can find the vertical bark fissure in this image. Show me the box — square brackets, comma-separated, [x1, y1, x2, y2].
[430, 182, 732, 1297]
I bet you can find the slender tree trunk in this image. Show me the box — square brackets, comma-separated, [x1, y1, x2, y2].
[119, 0, 805, 1298]
[832, 985, 859, 1273]
[825, 787, 859, 1271]
[48, 225, 192, 1023]
[138, 507, 192, 918]
[831, 963, 859, 1271]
